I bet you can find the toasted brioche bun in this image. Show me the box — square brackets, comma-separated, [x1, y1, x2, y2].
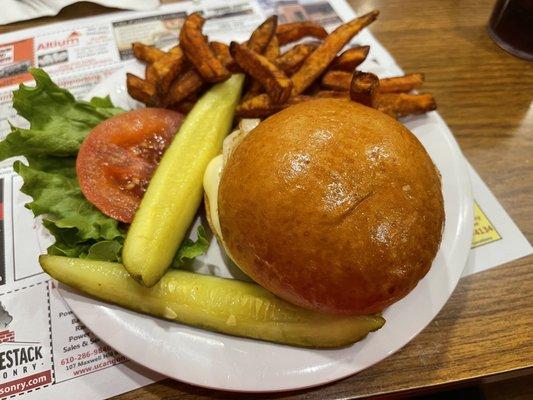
[218, 99, 444, 315]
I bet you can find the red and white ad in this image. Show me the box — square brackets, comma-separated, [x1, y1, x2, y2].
[0, 38, 34, 88]
[35, 25, 117, 75]
[0, 283, 54, 397]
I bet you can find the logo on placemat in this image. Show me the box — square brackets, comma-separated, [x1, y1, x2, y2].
[0, 302, 52, 397]
[37, 31, 81, 51]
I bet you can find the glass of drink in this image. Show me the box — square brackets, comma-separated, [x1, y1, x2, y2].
[487, 0, 533, 61]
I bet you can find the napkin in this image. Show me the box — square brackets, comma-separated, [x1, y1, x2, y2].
[1, 0, 160, 25]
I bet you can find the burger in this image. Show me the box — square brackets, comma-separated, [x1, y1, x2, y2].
[204, 98, 444, 315]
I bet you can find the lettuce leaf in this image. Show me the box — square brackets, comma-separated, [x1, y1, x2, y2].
[172, 226, 209, 267]
[0, 68, 126, 261]
[0, 68, 123, 160]
[1, 68, 208, 264]
[15, 160, 125, 260]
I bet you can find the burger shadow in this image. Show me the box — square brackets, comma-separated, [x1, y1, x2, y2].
[215, 248, 254, 282]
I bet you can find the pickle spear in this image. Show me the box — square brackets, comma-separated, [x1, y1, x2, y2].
[123, 74, 244, 287]
[41, 255, 385, 348]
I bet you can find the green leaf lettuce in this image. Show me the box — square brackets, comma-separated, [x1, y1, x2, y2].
[173, 225, 210, 268]
[1, 68, 208, 264]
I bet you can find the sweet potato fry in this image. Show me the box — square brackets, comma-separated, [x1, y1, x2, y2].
[145, 64, 158, 84]
[238, 91, 437, 119]
[236, 93, 312, 118]
[264, 35, 280, 61]
[242, 80, 263, 102]
[248, 16, 278, 53]
[316, 90, 436, 118]
[236, 94, 278, 117]
[126, 73, 159, 106]
[291, 11, 379, 95]
[243, 18, 279, 98]
[379, 73, 424, 93]
[162, 68, 203, 107]
[230, 42, 292, 104]
[350, 71, 379, 107]
[275, 43, 317, 75]
[330, 46, 370, 71]
[321, 70, 351, 91]
[132, 42, 165, 63]
[179, 12, 230, 83]
[375, 93, 436, 118]
[276, 21, 328, 45]
[315, 90, 349, 99]
[150, 46, 186, 94]
[243, 35, 280, 101]
[322, 71, 425, 94]
[210, 41, 235, 69]
[170, 94, 199, 114]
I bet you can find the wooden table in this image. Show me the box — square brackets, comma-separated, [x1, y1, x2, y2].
[2, 0, 531, 398]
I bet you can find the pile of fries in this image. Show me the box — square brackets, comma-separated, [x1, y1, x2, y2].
[127, 11, 436, 120]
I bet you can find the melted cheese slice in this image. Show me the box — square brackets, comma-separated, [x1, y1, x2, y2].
[203, 119, 260, 240]
[203, 154, 224, 238]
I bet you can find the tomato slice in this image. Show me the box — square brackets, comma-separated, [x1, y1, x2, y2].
[76, 108, 184, 223]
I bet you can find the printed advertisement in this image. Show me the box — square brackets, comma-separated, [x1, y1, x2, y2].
[0, 39, 33, 88]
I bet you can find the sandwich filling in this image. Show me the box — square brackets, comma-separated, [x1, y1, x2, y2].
[203, 118, 260, 239]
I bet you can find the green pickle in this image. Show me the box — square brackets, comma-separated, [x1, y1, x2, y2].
[123, 74, 244, 287]
[41, 255, 385, 348]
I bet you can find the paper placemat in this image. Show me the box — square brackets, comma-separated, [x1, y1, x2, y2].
[0, 1, 530, 399]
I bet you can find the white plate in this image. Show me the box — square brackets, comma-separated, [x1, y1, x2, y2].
[58, 59, 473, 392]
